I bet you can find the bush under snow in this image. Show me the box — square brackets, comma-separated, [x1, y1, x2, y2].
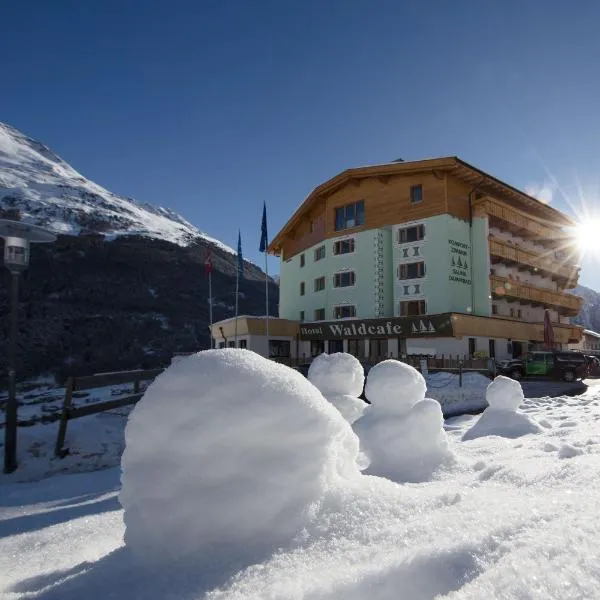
[354, 360, 453, 482]
[120, 349, 360, 568]
[463, 375, 543, 441]
[308, 352, 366, 423]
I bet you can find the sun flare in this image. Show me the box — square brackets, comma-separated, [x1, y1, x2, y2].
[574, 219, 600, 255]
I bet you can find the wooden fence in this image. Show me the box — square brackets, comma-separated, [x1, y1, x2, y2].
[54, 368, 163, 458]
[274, 354, 494, 372]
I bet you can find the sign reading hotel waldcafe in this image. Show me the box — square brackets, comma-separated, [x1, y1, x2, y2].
[299, 314, 454, 340]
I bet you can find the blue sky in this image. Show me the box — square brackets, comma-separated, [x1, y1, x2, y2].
[2, 1, 600, 288]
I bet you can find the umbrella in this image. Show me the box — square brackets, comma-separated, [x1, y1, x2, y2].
[544, 309, 555, 350]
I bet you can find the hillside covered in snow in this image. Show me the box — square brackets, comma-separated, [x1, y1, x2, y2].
[0, 122, 277, 381]
[0, 121, 232, 251]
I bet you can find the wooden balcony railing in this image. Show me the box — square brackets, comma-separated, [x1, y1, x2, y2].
[489, 237, 580, 288]
[490, 275, 583, 316]
[475, 198, 561, 241]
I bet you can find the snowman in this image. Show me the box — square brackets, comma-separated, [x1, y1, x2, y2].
[353, 359, 453, 483]
[308, 353, 367, 424]
[462, 375, 542, 441]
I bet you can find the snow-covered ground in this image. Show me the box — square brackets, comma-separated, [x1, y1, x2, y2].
[2, 358, 600, 599]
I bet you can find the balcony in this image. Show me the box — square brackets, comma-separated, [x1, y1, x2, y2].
[489, 237, 580, 289]
[474, 197, 566, 245]
[490, 275, 583, 316]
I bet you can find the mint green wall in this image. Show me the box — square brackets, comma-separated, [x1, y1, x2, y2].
[393, 214, 488, 316]
[279, 215, 491, 323]
[279, 229, 392, 321]
[471, 216, 491, 315]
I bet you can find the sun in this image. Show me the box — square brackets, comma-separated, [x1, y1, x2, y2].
[574, 219, 600, 255]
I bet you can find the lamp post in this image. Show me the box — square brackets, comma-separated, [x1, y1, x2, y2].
[1, 219, 56, 473]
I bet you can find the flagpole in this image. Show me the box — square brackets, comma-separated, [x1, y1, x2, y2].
[234, 262, 239, 346]
[208, 268, 213, 348]
[264, 251, 269, 342]
[234, 229, 241, 346]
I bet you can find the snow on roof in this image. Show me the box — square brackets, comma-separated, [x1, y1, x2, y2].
[583, 329, 600, 338]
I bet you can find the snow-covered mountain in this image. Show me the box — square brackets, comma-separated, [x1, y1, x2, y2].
[572, 284, 600, 332]
[0, 121, 233, 252]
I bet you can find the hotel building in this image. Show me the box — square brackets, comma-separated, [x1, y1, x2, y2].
[212, 157, 584, 362]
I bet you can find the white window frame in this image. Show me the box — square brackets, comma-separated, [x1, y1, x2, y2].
[333, 237, 357, 256]
[333, 270, 356, 288]
[333, 304, 357, 319]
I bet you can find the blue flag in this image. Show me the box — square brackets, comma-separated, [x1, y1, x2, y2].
[237, 230, 244, 279]
[259, 202, 268, 253]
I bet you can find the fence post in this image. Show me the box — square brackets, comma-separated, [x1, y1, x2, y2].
[459, 362, 463, 388]
[55, 377, 74, 458]
[133, 378, 141, 395]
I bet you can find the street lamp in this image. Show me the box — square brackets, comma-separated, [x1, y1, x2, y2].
[0, 219, 56, 473]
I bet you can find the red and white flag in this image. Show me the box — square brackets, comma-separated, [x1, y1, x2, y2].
[204, 248, 213, 276]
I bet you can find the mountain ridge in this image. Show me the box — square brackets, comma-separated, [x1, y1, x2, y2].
[0, 121, 236, 254]
[0, 122, 276, 382]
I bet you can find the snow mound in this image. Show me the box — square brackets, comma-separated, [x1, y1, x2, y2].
[308, 353, 366, 423]
[463, 376, 542, 441]
[308, 352, 365, 397]
[354, 360, 453, 482]
[364, 359, 426, 414]
[326, 394, 367, 424]
[486, 375, 524, 411]
[120, 349, 360, 568]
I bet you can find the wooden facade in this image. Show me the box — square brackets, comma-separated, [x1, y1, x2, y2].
[489, 237, 579, 288]
[269, 157, 575, 259]
[452, 313, 582, 345]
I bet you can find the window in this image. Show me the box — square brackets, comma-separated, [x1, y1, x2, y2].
[314, 245, 325, 261]
[228, 341, 236, 348]
[314, 276, 326, 292]
[311, 340, 325, 356]
[314, 308, 325, 321]
[218, 342, 225, 349]
[333, 271, 356, 287]
[492, 304, 498, 315]
[413, 247, 420, 256]
[489, 339, 496, 359]
[403, 285, 410, 295]
[413, 284, 421, 294]
[334, 200, 365, 232]
[509, 308, 522, 319]
[410, 184, 423, 204]
[300, 281, 305, 296]
[238, 339, 247, 349]
[329, 339, 344, 353]
[334, 305, 357, 319]
[468, 337, 476, 357]
[269, 340, 290, 358]
[398, 224, 425, 243]
[398, 261, 426, 279]
[299, 310, 305, 321]
[399, 300, 426, 316]
[300, 253, 305, 268]
[348, 339, 365, 358]
[333, 238, 355, 255]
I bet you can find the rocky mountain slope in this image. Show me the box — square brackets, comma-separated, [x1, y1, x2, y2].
[0, 122, 277, 382]
[572, 284, 600, 332]
[0, 122, 233, 250]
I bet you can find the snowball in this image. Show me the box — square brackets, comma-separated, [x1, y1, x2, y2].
[463, 377, 541, 441]
[308, 352, 365, 397]
[364, 359, 426, 414]
[120, 349, 360, 569]
[354, 397, 453, 483]
[486, 376, 524, 412]
[326, 394, 367, 424]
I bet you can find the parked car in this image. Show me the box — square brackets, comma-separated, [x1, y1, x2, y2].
[497, 351, 588, 382]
